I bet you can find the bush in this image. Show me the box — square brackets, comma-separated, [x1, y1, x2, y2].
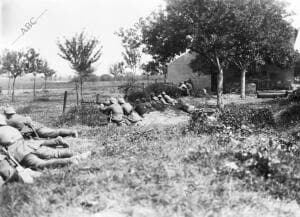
[56, 105, 108, 127]
[277, 104, 300, 126]
[189, 110, 225, 134]
[220, 106, 275, 130]
[189, 105, 275, 134]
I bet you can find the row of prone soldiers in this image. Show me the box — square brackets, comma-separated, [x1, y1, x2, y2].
[0, 107, 89, 186]
[135, 91, 197, 115]
[97, 91, 197, 125]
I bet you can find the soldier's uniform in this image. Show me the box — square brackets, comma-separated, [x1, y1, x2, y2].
[4, 107, 77, 139]
[162, 92, 177, 105]
[0, 125, 76, 169]
[150, 94, 166, 111]
[99, 98, 124, 125]
[134, 99, 147, 117]
[118, 98, 134, 115]
[185, 81, 193, 95]
[157, 94, 169, 105]
[0, 116, 21, 185]
[0, 153, 18, 186]
[176, 99, 196, 113]
[118, 98, 142, 124]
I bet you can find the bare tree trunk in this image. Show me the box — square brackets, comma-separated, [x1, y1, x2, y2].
[44, 77, 47, 90]
[80, 76, 83, 101]
[12, 77, 16, 102]
[33, 74, 36, 99]
[241, 69, 246, 99]
[216, 56, 224, 110]
[7, 74, 11, 96]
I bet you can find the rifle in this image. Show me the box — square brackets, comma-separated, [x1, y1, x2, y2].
[28, 124, 40, 139]
[1, 147, 35, 184]
[24, 122, 40, 139]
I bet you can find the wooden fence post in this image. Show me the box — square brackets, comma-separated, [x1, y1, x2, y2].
[63, 91, 68, 113]
[96, 94, 100, 104]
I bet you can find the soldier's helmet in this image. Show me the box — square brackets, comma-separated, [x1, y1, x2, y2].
[103, 98, 111, 106]
[4, 107, 16, 115]
[118, 98, 126, 105]
[0, 114, 7, 126]
[109, 97, 118, 104]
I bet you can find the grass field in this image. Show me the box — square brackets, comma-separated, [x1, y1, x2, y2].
[1, 87, 300, 217]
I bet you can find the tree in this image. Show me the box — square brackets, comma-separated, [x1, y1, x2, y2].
[226, 0, 295, 99]
[42, 65, 55, 90]
[0, 50, 12, 95]
[140, 2, 232, 108]
[57, 32, 102, 99]
[145, 0, 237, 109]
[0, 50, 26, 101]
[109, 62, 125, 80]
[116, 27, 142, 80]
[140, 0, 296, 108]
[140, 10, 191, 78]
[24, 48, 43, 98]
[142, 61, 168, 82]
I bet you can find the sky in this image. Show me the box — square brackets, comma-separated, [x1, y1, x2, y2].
[0, 0, 165, 77]
[0, 0, 300, 77]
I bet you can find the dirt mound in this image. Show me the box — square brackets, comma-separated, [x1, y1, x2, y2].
[139, 109, 190, 127]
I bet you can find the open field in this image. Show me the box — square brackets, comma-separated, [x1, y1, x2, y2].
[1, 87, 300, 217]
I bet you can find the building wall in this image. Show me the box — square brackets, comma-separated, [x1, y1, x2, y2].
[167, 52, 211, 91]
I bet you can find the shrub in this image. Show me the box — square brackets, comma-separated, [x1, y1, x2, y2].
[56, 105, 108, 127]
[189, 110, 225, 134]
[276, 104, 300, 126]
[189, 105, 275, 134]
[219, 105, 274, 130]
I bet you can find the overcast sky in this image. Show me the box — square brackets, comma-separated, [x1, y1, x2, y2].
[0, 0, 300, 77]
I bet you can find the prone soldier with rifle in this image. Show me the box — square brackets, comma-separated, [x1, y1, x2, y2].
[0, 114, 89, 170]
[4, 107, 78, 139]
[0, 115, 41, 186]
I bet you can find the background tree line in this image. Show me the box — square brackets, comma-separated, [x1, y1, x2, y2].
[0, 48, 56, 102]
